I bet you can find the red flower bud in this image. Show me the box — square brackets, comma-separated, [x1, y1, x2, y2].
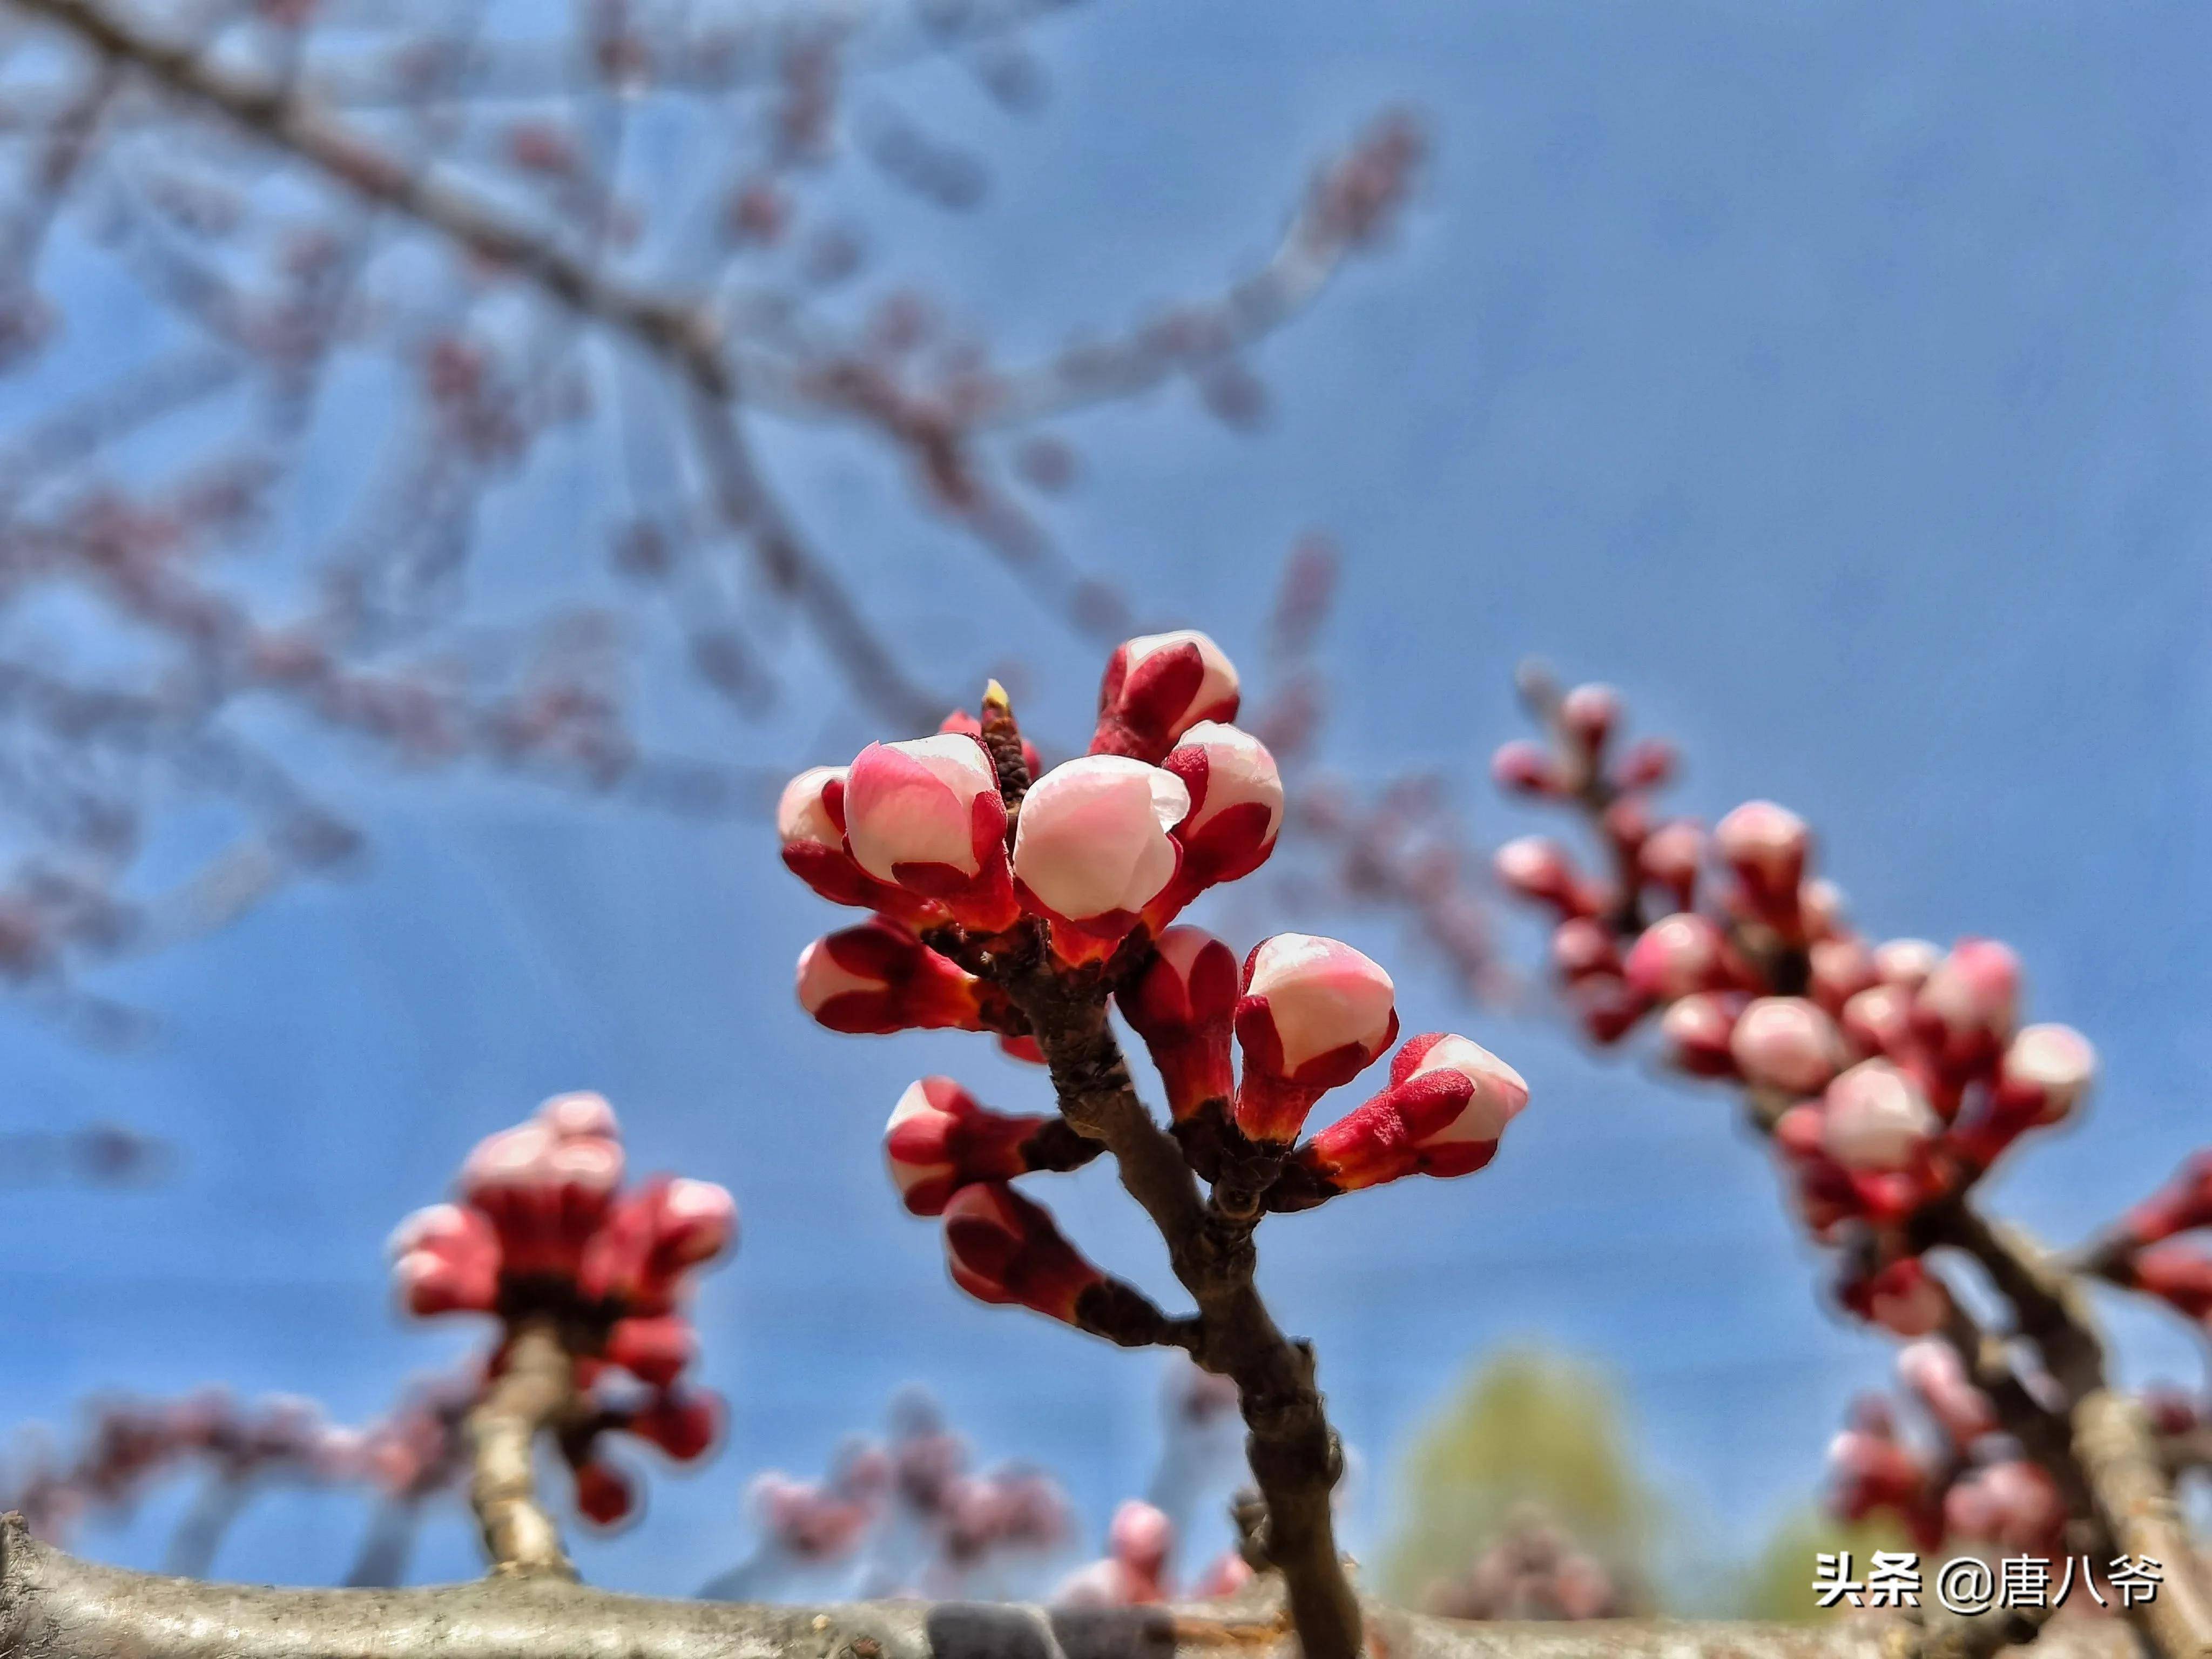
[941, 1183, 1104, 1325]
[1550, 917, 1620, 982]
[1839, 1255, 1950, 1337]
[1993, 1022, 2094, 1125]
[1162, 722, 1283, 891]
[603, 1313, 695, 1386]
[842, 734, 1019, 932]
[388, 1203, 499, 1315]
[1490, 739, 1559, 798]
[1299, 1031, 1529, 1190]
[1896, 1339, 1997, 1446]
[1091, 630, 1240, 762]
[579, 1176, 737, 1311]
[1943, 1460, 2063, 1555]
[2132, 1244, 2212, 1319]
[1493, 836, 1594, 918]
[1839, 983, 1914, 1061]
[1913, 939, 2021, 1073]
[1559, 683, 1620, 756]
[1826, 1412, 1932, 1534]
[777, 765, 949, 923]
[572, 1458, 637, 1527]
[884, 1076, 1054, 1217]
[1614, 737, 1676, 792]
[1572, 973, 1651, 1045]
[1872, 938, 1941, 991]
[1822, 1061, 1938, 1174]
[1713, 800, 1809, 907]
[1638, 821, 1704, 909]
[1011, 755, 1189, 965]
[1808, 937, 1879, 1014]
[1730, 997, 1844, 1095]
[1660, 991, 1741, 1076]
[795, 919, 989, 1035]
[1117, 927, 1238, 1124]
[2119, 1151, 2212, 1247]
[624, 1390, 724, 1462]
[1232, 933, 1399, 1143]
[457, 1097, 625, 1278]
[1623, 912, 1730, 1003]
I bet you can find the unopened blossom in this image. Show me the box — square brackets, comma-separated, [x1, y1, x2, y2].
[1011, 755, 1189, 962]
[1827, 1404, 1933, 1537]
[1943, 1460, 2064, 1555]
[572, 1460, 637, 1527]
[1161, 722, 1283, 892]
[796, 919, 994, 1036]
[883, 1077, 1057, 1217]
[1994, 1023, 2095, 1124]
[1492, 836, 1591, 916]
[941, 1183, 1107, 1326]
[1808, 937, 1879, 1014]
[1730, 997, 1844, 1095]
[1490, 739, 1559, 798]
[389, 1202, 499, 1316]
[1296, 1033, 1529, 1193]
[1570, 974, 1649, 1046]
[1559, 683, 1621, 756]
[1839, 983, 1913, 1061]
[1550, 918, 1619, 982]
[1712, 800, 1809, 909]
[1615, 737, 1677, 792]
[1232, 933, 1399, 1143]
[1872, 938, 1941, 991]
[2118, 1151, 2212, 1247]
[1914, 939, 2021, 1071]
[1897, 1340, 1998, 1446]
[1055, 1499, 1174, 1607]
[1622, 913, 1731, 1003]
[1637, 821, 1703, 909]
[1661, 992, 1740, 1077]
[1116, 927, 1238, 1124]
[1841, 1255, 1951, 1337]
[2128, 1244, 2212, 1320]
[776, 765, 945, 923]
[842, 733, 1019, 932]
[1091, 630, 1240, 761]
[1798, 879, 1849, 941]
[1822, 1061, 1938, 1174]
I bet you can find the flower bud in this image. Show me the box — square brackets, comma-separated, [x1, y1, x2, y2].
[1571, 973, 1650, 1044]
[1232, 934, 1399, 1143]
[2119, 1151, 2212, 1247]
[1661, 992, 1740, 1076]
[1943, 1460, 2063, 1555]
[1827, 1411, 1931, 1529]
[1714, 800, 1809, 905]
[842, 734, 1018, 932]
[1638, 821, 1704, 909]
[1494, 835, 1596, 918]
[1914, 938, 2021, 1071]
[2131, 1244, 2212, 1319]
[1731, 997, 1844, 1095]
[1560, 683, 1620, 756]
[1897, 1339, 1998, 1446]
[577, 1177, 738, 1313]
[388, 1203, 498, 1316]
[1799, 879, 1849, 941]
[1011, 756, 1189, 963]
[1091, 630, 1240, 761]
[1162, 723, 1283, 890]
[459, 1111, 623, 1278]
[1614, 737, 1677, 793]
[1840, 1255, 1950, 1337]
[1822, 1061, 1938, 1173]
[1622, 912, 1729, 1002]
[941, 1182, 1105, 1325]
[603, 1312, 695, 1386]
[1550, 918, 1619, 982]
[1117, 927, 1238, 1124]
[1839, 983, 1913, 1060]
[1872, 938, 1941, 992]
[795, 919, 989, 1035]
[1490, 740, 1559, 797]
[778, 764, 947, 922]
[1993, 1023, 2095, 1125]
[624, 1390, 723, 1462]
[1808, 937, 1879, 1014]
[572, 1458, 637, 1527]
[1298, 1032, 1528, 1191]
[884, 1076, 1054, 1217]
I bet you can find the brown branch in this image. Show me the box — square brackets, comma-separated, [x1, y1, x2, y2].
[463, 1320, 577, 1581]
[4, 1514, 2141, 1659]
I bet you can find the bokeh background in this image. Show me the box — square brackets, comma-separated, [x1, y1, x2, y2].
[2, 0, 2207, 1606]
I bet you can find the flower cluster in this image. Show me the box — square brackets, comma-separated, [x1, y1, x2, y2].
[1492, 684, 2092, 1335]
[1421, 1507, 1633, 1622]
[780, 631, 1528, 1340]
[386, 1092, 734, 1526]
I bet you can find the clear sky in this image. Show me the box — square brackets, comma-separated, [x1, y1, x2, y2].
[2, 0, 2207, 1603]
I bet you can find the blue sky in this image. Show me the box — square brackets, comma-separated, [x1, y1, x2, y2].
[2, 0, 2207, 1603]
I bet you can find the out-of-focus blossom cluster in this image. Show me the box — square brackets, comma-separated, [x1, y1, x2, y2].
[386, 1091, 734, 1527]
[1421, 1507, 1635, 1622]
[779, 630, 1528, 1337]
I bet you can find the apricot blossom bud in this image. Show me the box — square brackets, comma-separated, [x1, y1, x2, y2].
[1714, 800, 1809, 905]
[624, 1390, 723, 1462]
[1116, 927, 1238, 1123]
[1839, 983, 1913, 1060]
[1011, 756, 1189, 962]
[1493, 836, 1591, 916]
[388, 1203, 498, 1316]
[1615, 737, 1677, 792]
[1822, 1061, 1938, 1173]
[1872, 938, 1941, 991]
[1943, 1460, 2063, 1555]
[603, 1313, 694, 1386]
[1623, 913, 1730, 1002]
[1550, 918, 1619, 982]
[842, 734, 1018, 932]
[1993, 1023, 2095, 1125]
[941, 1182, 1104, 1325]
[572, 1459, 637, 1527]
[1914, 939, 2021, 1070]
[1091, 630, 1240, 761]
[1559, 683, 1620, 755]
[1232, 934, 1399, 1143]
[1638, 821, 1704, 909]
[2130, 1244, 2212, 1320]
[1897, 1340, 1998, 1446]
[1840, 1255, 1950, 1337]
[1731, 997, 1844, 1095]
[1661, 992, 1740, 1076]
[884, 1077, 1054, 1217]
[2117, 1151, 2212, 1247]
[1490, 740, 1559, 797]
[1162, 723, 1283, 889]
[796, 919, 989, 1035]
[1298, 1032, 1528, 1192]
[1808, 937, 1880, 1014]
[777, 764, 946, 923]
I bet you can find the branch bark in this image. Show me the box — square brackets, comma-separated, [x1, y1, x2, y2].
[0, 1515, 2139, 1659]
[464, 1320, 577, 1582]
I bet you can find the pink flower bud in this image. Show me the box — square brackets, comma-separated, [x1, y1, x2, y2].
[1011, 756, 1190, 963]
[795, 919, 989, 1035]
[1572, 973, 1650, 1044]
[1943, 1460, 2063, 1555]
[1914, 938, 2021, 1071]
[624, 1390, 723, 1462]
[1808, 937, 1879, 1014]
[1162, 723, 1283, 890]
[1560, 683, 1620, 754]
[578, 1176, 738, 1312]
[1993, 1023, 2095, 1125]
[459, 1111, 623, 1277]
[1299, 1031, 1529, 1191]
[1714, 800, 1809, 903]
[1493, 835, 1591, 916]
[1730, 997, 1844, 1095]
[1827, 1413, 1931, 1531]
[778, 764, 948, 923]
[1623, 912, 1730, 1002]
[388, 1203, 499, 1316]
[1841, 1255, 1950, 1337]
[1822, 1061, 1938, 1173]
[1799, 879, 1849, 941]
[603, 1312, 695, 1386]
[1233, 934, 1399, 1143]
[1091, 630, 1240, 761]
[2120, 1151, 2212, 1247]
[1873, 938, 1941, 991]
[1550, 918, 1619, 982]
[843, 734, 1018, 932]
[941, 1182, 1105, 1325]
[1614, 737, 1676, 792]
[1897, 1340, 1997, 1446]
[884, 1077, 1054, 1217]
[1638, 821, 1704, 909]
[1839, 983, 1913, 1060]
[1117, 927, 1238, 1124]
[1661, 992, 1741, 1076]
[1490, 739, 1559, 797]
[1110, 1498, 1173, 1588]
[572, 1459, 637, 1527]
[2132, 1244, 2212, 1319]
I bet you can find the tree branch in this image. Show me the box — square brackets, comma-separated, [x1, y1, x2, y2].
[464, 1320, 577, 1582]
